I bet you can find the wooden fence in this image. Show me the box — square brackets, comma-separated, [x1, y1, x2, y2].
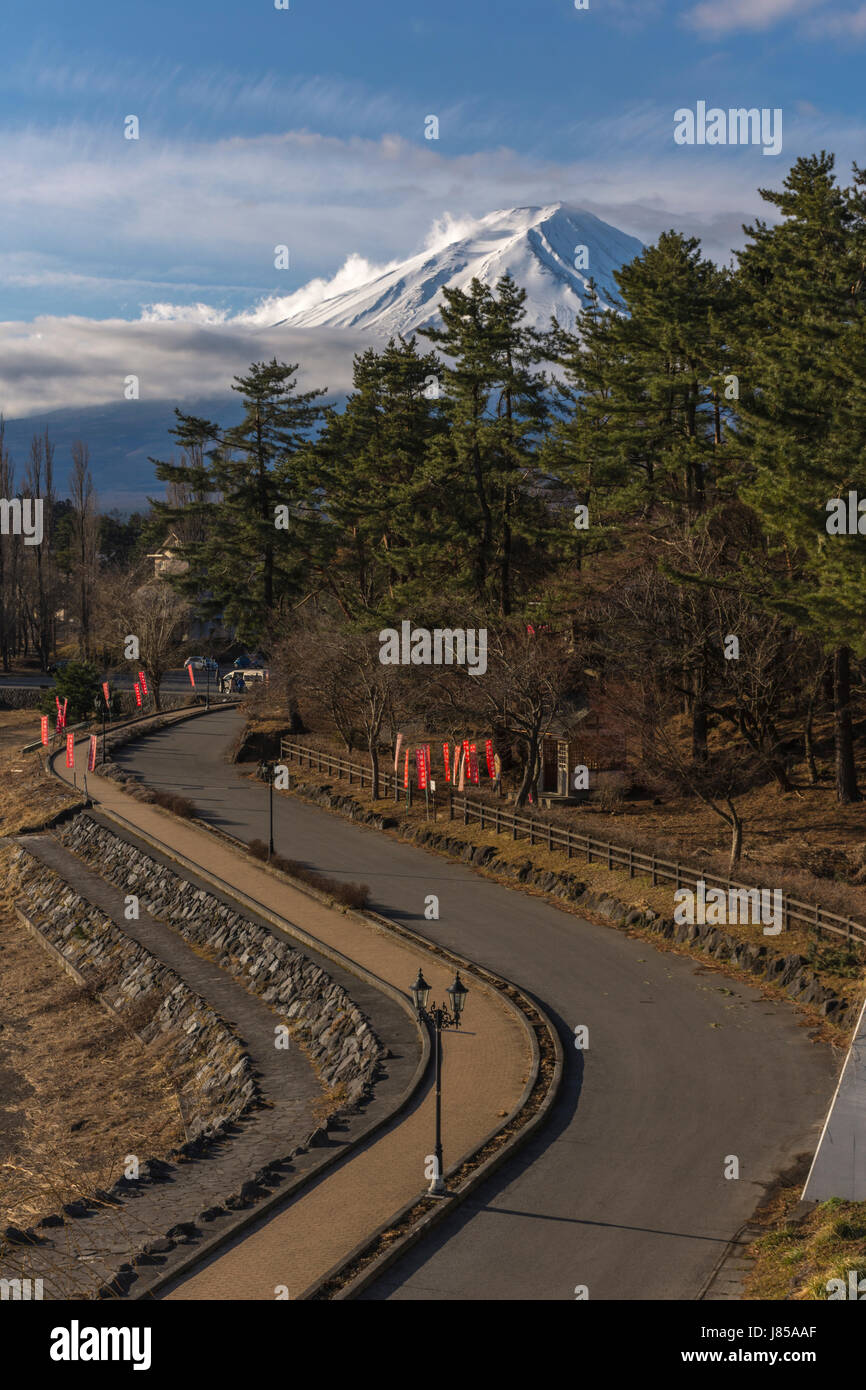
[279, 738, 866, 949]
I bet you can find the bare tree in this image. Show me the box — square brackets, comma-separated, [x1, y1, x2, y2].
[0, 420, 20, 671]
[25, 431, 56, 670]
[99, 574, 189, 710]
[430, 621, 584, 806]
[70, 442, 98, 659]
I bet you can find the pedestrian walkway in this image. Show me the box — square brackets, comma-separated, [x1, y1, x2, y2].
[52, 725, 531, 1299]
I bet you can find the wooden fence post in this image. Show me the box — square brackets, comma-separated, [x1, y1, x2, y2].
[651, 854, 656, 886]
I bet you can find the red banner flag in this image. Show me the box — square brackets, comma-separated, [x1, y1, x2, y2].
[55, 694, 61, 714]
[188, 664, 196, 687]
[485, 738, 495, 778]
[65, 732, 74, 768]
[40, 715, 49, 746]
[102, 682, 110, 706]
[443, 743, 451, 783]
[403, 747, 410, 789]
[134, 682, 142, 707]
[416, 748, 426, 789]
[394, 733, 404, 771]
[469, 742, 480, 784]
[87, 735, 98, 772]
[138, 670, 148, 696]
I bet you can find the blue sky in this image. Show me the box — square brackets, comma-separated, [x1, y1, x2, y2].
[1, 0, 865, 418]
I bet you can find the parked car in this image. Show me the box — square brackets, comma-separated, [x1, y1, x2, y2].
[184, 656, 219, 672]
[220, 667, 269, 694]
[47, 658, 72, 676]
[232, 651, 268, 669]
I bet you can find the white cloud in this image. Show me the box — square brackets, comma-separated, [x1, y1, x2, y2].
[806, 2, 866, 34]
[0, 317, 363, 420]
[680, 0, 866, 37]
[685, 0, 824, 32]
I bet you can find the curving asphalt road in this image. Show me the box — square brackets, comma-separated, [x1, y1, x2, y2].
[116, 709, 838, 1302]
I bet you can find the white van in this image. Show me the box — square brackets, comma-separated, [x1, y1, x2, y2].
[220, 668, 269, 694]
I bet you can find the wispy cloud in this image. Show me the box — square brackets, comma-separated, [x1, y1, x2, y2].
[685, 0, 818, 33]
[0, 318, 363, 420]
[682, 0, 866, 39]
[805, 2, 866, 35]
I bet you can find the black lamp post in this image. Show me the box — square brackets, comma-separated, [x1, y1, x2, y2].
[262, 760, 275, 861]
[410, 968, 469, 1196]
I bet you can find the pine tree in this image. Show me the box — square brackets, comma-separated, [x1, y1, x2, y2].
[151, 361, 326, 643]
[733, 153, 866, 802]
[294, 337, 449, 619]
[421, 274, 551, 616]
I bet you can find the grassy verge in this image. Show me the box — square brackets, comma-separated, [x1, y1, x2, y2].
[246, 837, 369, 908]
[745, 1172, 866, 1299]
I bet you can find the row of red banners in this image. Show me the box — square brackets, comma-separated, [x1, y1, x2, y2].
[41, 671, 150, 749]
[62, 733, 98, 771]
[395, 737, 499, 791]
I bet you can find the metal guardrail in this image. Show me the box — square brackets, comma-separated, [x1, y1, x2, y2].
[279, 738, 866, 949]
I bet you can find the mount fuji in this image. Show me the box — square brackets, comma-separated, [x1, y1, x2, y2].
[1, 205, 644, 505]
[272, 203, 644, 337]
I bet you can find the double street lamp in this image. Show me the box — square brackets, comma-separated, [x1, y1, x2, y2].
[410, 968, 469, 1196]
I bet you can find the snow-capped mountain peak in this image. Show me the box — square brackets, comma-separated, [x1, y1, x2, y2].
[272, 203, 643, 336]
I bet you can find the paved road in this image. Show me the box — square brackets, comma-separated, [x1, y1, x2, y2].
[0, 668, 214, 692]
[117, 709, 839, 1301]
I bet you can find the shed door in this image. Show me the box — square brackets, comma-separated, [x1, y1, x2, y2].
[557, 741, 569, 796]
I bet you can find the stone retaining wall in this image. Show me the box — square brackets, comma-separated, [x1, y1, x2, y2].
[9, 846, 258, 1140]
[58, 814, 383, 1108]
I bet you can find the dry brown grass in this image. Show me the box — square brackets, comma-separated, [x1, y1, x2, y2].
[0, 710, 82, 836]
[0, 865, 185, 1228]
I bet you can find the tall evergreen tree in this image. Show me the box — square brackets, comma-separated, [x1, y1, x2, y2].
[733, 153, 866, 802]
[151, 361, 326, 643]
[421, 273, 551, 615]
[294, 337, 449, 618]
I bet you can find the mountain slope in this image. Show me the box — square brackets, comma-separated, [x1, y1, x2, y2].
[274, 203, 644, 336]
